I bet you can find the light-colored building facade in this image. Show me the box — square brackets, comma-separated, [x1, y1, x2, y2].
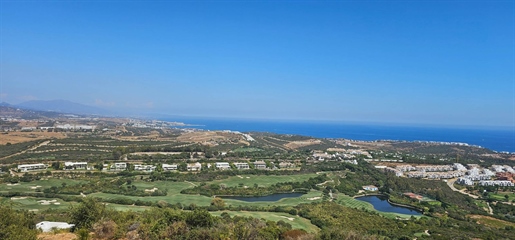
[253, 161, 267, 170]
[110, 162, 127, 171]
[215, 162, 231, 170]
[162, 164, 178, 171]
[234, 162, 249, 170]
[64, 162, 88, 170]
[187, 162, 202, 171]
[18, 164, 47, 172]
[134, 164, 156, 172]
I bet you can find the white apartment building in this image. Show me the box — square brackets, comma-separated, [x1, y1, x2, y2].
[234, 162, 249, 170]
[134, 164, 156, 172]
[215, 162, 231, 170]
[162, 164, 178, 171]
[64, 162, 88, 170]
[18, 164, 47, 172]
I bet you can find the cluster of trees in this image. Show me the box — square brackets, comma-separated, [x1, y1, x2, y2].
[297, 201, 514, 239]
[66, 198, 303, 240]
[0, 203, 38, 240]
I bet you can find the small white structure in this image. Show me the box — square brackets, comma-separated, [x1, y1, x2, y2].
[162, 164, 178, 171]
[64, 162, 88, 170]
[187, 162, 202, 171]
[253, 161, 267, 170]
[36, 221, 75, 232]
[134, 164, 156, 172]
[215, 162, 231, 170]
[362, 185, 378, 191]
[18, 164, 47, 172]
[110, 162, 127, 171]
[234, 162, 249, 170]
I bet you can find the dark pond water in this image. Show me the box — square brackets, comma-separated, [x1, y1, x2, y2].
[356, 195, 422, 215]
[220, 193, 304, 202]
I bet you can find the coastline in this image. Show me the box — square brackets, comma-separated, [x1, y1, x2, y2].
[162, 118, 515, 153]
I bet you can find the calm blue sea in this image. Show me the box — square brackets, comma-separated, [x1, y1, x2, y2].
[161, 117, 515, 153]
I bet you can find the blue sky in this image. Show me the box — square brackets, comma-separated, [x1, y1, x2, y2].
[0, 1, 514, 127]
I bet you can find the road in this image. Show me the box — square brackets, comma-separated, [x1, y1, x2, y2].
[446, 178, 479, 199]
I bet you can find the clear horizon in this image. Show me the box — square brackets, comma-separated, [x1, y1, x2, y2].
[1, 1, 514, 127]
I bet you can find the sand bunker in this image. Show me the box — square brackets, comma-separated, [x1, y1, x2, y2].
[11, 197, 28, 200]
[145, 187, 158, 193]
[38, 199, 58, 205]
[30, 185, 42, 189]
[6, 183, 20, 186]
[280, 216, 295, 221]
[307, 197, 322, 200]
[237, 175, 243, 179]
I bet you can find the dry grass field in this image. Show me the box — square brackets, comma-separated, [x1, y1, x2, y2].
[0, 131, 66, 144]
[284, 139, 322, 149]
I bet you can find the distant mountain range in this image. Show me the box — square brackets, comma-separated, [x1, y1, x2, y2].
[5, 100, 111, 116]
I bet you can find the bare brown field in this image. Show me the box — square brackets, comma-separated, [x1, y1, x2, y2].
[37, 233, 77, 240]
[177, 131, 243, 143]
[0, 132, 66, 144]
[284, 139, 322, 149]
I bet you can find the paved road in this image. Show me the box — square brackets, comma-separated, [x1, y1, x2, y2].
[447, 178, 479, 199]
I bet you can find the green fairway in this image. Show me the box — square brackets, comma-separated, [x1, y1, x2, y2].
[489, 192, 515, 202]
[211, 211, 319, 233]
[208, 173, 319, 188]
[89, 189, 324, 207]
[1, 174, 324, 210]
[0, 179, 86, 193]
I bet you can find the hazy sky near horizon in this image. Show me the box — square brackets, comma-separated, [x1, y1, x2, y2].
[1, 1, 514, 127]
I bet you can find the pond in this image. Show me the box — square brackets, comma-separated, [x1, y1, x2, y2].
[220, 193, 304, 202]
[356, 195, 422, 215]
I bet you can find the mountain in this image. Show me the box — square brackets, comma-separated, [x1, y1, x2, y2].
[0, 102, 13, 107]
[17, 100, 110, 116]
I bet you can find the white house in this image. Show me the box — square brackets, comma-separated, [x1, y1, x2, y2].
[234, 162, 249, 170]
[134, 164, 156, 172]
[253, 161, 267, 170]
[36, 221, 75, 232]
[18, 164, 47, 172]
[215, 162, 231, 170]
[162, 164, 178, 171]
[187, 162, 202, 171]
[110, 162, 127, 171]
[64, 162, 88, 170]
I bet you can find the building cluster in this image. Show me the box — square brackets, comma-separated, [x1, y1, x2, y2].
[378, 163, 468, 179]
[123, 119, 186, 129]
[312, 149, 370, 162]
[455, 164, 515, 186]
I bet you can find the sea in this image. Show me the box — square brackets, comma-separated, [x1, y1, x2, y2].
[160, 117, 515, 153]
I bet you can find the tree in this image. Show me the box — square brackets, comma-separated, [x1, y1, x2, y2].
[0, 205, 38, 240]
[186, 209, 214, 228]
[211, 197, 225, 209]
[70, 197, 108, 230]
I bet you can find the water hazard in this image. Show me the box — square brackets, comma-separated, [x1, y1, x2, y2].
[356, 195, 422, 215]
